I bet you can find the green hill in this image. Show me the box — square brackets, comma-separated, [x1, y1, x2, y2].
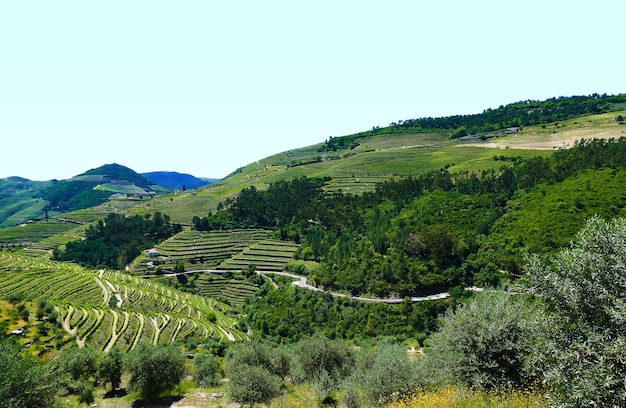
[0, 163, 164, 227]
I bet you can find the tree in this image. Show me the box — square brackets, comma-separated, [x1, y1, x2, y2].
[193, 353, 222, 387]
[294, 334, 355, 401]
[228, 364, 281, 407]
[343, 343, 420, 407]
[98, 346, 124, 391]
[0, 339, 59, 408]
[526, 216, 626, 407]
[57, 345, 98, 382]
[126, 342, 186, 399]
[424, 291, 540, 391]
[227, 342, 283, 407]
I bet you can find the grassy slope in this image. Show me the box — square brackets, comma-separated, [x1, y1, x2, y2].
[140, 109, 625, 225]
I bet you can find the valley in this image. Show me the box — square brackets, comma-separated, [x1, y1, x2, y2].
[2, 94, 626, 407]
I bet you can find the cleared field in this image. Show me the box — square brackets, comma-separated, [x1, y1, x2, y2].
[0, 252, 245, 350]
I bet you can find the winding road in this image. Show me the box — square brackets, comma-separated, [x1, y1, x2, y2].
[141, 268, 480, 304]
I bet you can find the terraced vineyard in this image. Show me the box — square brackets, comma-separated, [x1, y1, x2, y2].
[132, 228, 274, 274]
[56, 197, 147, 224]
[0, 219, 87, 260]
[195, 274, 261, 307]
[0, 252, 245, 350]
[217, 239, 299, 272]
[0, 219, 79, 245]
[323, 175, 392, 194]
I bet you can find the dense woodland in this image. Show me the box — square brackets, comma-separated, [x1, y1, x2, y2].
[195, 138, 626, 300]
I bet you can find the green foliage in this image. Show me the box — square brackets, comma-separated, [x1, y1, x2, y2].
[76, 380, 95, 405]
[525, 216, 626, 407]
[227, 342, 283, 406]
[228, 364, 281, 407]
[57, 345, 98, 382]
[98, 346, 124, 391]
[43, 180, 112, 212]
[55, 212, 181, 269]
[316, 94, 626, 147]
[244, 286, 446, 342]
[293, 334, 356, 399]
[424, 291, 541, 391]
[0, 339, 59, 408]
[344, 343, 420, 407]
[126, 342, 186, 399]
[193, 353, 222, 387]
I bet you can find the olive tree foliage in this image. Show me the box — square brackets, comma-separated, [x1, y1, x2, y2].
[525, 216, 626, 407]
[424, 291, 541, 391]
[57, 345, 98, 381]
[342, 343, 420, 408]
[56, 345, 99, 404]
[193, 353, 222, 387]
[226, 342, 284, 407]
[0, 339, 59, 408]
[126, 342, 186, 399]
[98, 346, 124, 391]
[293, 334, 356, 401]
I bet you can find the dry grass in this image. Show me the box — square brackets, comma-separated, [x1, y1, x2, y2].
[385, 386, 548, 408]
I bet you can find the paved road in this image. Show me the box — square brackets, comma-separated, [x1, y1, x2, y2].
[142, 268, 481, 303]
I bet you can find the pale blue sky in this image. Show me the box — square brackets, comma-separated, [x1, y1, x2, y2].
[2, 1, 624, 180]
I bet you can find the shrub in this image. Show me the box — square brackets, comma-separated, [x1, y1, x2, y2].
[526, 216, 626, 406]
[126, 342, 186, 399]
[0, 339, 59, 408]
[424, 291, 540, 391]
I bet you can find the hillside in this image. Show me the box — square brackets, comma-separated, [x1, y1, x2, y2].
[0, 252, 245, 351]
[0, 163, 167, 227]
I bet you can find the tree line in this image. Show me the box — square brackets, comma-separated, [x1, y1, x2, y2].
[318, 93, 626, 152]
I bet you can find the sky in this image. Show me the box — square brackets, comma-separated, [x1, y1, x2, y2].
[1, 1, 624, 181]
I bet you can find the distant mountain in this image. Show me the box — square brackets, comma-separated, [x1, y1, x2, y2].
[141, 171, 218, 190]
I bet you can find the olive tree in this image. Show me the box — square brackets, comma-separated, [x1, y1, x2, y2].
[343, 343, 420, 407]
[424, 291, 541, 391]
[226, 342, 283, 407]
[98, 346, 124, 391]
[294, 334, 355, 402]
[526, 216, 626, 407]
[126, 342, 186, 399]
[193, 353, 222, 387]
[0, 339, 59, 408]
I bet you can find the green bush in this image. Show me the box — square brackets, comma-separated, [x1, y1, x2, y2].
[126, 342, 186, 399]
[526, 216, 626, 406]
[424, 291, 541, 391]
[0, 339, 59, 408]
